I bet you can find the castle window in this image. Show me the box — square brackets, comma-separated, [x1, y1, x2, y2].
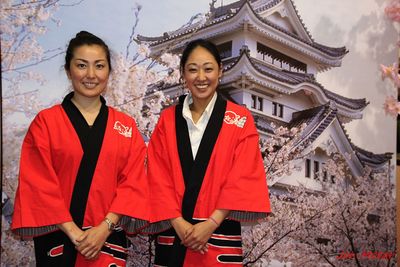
[251, 95, 263, 111]
[305, 159, 311, 178]
[323, 170, 328, 181]
[251, 95, 257, 109]
[272, 102, 283, 118]
[258, 97, 263, 111]
[313, 161, 319, 179]
[217, 41, 232, 59]
[257, 42, 307, 73]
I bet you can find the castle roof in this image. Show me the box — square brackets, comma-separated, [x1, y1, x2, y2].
[353, 145, 393, 169]
[223, 49, 367, 112]
[138, 0, 347, 60]
[289, 104, 391, 169]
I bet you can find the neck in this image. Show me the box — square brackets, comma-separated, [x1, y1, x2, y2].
[71, 93, 103, 126]
[190, 94, 214, 114]
[71, 93, 102, 114]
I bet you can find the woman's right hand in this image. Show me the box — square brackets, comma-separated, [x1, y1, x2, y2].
[170, 217, 208, 254]
[170, 217, 193, 242]
[58, 221, 84, 246]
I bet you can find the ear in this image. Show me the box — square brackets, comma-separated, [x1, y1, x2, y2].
[65, 68, 71, 80]
[218, 63, 223, 78]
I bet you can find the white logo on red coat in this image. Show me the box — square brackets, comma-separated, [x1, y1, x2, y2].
[224, 111, 246, 128]
[113, 121, 132, 138]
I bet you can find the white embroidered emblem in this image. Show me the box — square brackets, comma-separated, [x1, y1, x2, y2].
[224, 111, 247, 128]
[113, 121, 132, 138]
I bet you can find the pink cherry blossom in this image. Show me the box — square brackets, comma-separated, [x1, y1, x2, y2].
[160, 53, 180, 69]
[383, 95, 400, 117]
[380, 63, 397, 80]
[385, 0, 400, 22]
[137, 44, 151, 57]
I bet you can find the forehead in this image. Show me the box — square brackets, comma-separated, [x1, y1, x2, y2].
[72, 44, 107, 60]
[186, 46, 218, 65]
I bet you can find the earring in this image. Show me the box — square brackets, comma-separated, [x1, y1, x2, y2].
[180, 79, 188, 95]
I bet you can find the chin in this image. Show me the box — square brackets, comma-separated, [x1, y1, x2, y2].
[75, 89, 104, 98]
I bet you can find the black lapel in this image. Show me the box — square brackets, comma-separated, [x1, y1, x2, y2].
[171, 93, 227, 267]
[181, 93, 226, 221]
[175, 95, 194, 185]
[60, 92, 108, 266]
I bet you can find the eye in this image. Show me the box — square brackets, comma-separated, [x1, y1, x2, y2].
[77, 63, 86, 69]
[205, 67, 214, 72]
[96, 64, 105, 69]
[188, 68, 198, 73]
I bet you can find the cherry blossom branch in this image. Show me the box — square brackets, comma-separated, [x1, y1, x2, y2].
[59, 0, 85, 7]
[6, 50, 64, 72]
[125, 4, 142, 60]
[303, 240, 337, 267]
[340, 210, 362, 267]
[244, 198, 342, 266]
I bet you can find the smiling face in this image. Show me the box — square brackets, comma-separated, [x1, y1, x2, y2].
[182, 46, 222, 105]
[66, 44, 110, 99]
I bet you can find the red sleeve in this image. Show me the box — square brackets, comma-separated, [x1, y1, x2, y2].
[216, 110, 271, 221]
[12, 112, 72, 237]
[147, 110, 182, 224]
[108, 120, 149, 221]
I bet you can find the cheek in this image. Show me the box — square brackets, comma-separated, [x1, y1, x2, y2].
[100, 74, 110, 83]
[69, 74, 82, 83]
[99, 71, 110, 81]
[69, 70, 83, 81]
[183, 73, 193, 82]
[211, 74, 220, 82]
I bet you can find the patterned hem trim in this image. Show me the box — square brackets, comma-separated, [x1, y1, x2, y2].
[228, 211, 268, 222]
[13, 225, 58, 238]
[140, 220, 172, 234]
[119, 216, 149, 234]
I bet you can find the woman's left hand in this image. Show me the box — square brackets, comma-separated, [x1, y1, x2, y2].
[75, 222, 111, 260]
[183, 220, 218, 253]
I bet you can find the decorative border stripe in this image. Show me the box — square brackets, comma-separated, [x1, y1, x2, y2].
[48, 244, 63, 257]
[216, 254, 243, 264]
[208, 238, 242, 248]
[14, 225, 58, 238]
[157, 235, 175, 246]
[104, 242, 128, 253]
[228, 211, 268, 222]
[212, 234, 242, 241]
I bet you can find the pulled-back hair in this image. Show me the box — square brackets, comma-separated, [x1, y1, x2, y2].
[64, 31, 111, 71]
[180, 39, 221, 73]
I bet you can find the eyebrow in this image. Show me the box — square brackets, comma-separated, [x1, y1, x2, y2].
[75, 58, 107, 63]
[186, 62, 215, 67]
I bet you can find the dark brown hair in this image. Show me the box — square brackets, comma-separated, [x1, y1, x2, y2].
[180, 39, 221, 73]
[64, 31, 111, 71]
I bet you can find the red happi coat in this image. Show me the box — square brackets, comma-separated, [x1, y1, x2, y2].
[148, 95, 271, 267]
[12, 101, 149, 267]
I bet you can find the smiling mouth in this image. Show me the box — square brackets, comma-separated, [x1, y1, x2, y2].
[82, 82, 98, 88]
[195, 84, 209, 89]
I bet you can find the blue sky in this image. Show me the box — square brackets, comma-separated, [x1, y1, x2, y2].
[4, 0, 398, 155]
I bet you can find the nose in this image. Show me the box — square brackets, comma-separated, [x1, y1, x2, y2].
[197, 69, 206, 81]
[86, 66, 95, 78]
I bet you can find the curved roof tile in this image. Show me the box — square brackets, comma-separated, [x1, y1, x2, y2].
[137, 0, 347, 58]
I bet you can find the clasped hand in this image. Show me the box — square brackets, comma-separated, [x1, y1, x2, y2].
[72, 223, 110, 261]
[175, 219, 218, 254]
